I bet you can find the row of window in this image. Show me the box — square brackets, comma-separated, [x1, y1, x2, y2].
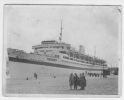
[35, 46, 65, 50]
[62, 60, 107, 68]
[30, 58, 44, 62]
[55, 55, 59, 58]
[63, 56, 69, 59]
[62, 60, 83, 66]
[63, 56, 106, 66]
[60, 51, 106, 64]
[35, 51, 59, 59]
[47, 58, 57, 61]
[45, 54, 59, 59]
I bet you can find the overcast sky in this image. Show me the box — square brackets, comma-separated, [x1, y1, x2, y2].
[4, 5, 120, 67]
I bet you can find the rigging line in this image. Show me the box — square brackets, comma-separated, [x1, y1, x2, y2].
[59, 18, 63, 43]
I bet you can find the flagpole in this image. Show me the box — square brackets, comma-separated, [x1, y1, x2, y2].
[111, 63, 112, 74]
[94, 46, 96, 57]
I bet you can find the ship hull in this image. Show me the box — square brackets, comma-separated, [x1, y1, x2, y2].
[8, 57, 104, 79]
[7, 48, 107, 79]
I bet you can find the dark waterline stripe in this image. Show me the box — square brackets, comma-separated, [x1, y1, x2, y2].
[9, 57, 102, 71]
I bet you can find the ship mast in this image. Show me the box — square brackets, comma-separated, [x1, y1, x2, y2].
[59, 19, 63, 43]
[94, 46, 96, 57]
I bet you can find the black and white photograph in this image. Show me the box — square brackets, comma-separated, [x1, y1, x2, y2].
[3, 4, 121, 97]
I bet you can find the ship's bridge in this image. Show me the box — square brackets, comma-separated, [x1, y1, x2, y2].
[32, 40, 71, 54]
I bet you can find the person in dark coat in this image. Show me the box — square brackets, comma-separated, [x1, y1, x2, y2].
[83, 75, 86, 89]
[34, 73, 37, 79]
[79, 73, 82, 87]
[80, 73, 84, 90]
[69, 73, 74, 90]
[80, 73, 86, 90]
[73, 73, 79, 90]
[79, 73, 82, 89]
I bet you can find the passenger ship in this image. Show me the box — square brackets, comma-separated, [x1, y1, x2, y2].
[6, 21, 108, 79]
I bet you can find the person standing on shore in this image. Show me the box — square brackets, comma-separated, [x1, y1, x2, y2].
[79, 73, 82, 87]
[34, 73, 37, 79]
[79, 73, 82, 89]
[69, 73, 74, 90]
[74, 73, 79, 90]
[80, 73, 86, 90]
[83, 74, 86, 90]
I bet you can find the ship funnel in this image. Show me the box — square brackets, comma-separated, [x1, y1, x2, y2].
[79, 45, 85, 54]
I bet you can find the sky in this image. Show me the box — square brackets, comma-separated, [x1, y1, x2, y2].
[4, 5, 121, 67]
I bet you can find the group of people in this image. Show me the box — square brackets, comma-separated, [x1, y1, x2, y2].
[88, 72, 107, 78]
[69, 73, 86, 90]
